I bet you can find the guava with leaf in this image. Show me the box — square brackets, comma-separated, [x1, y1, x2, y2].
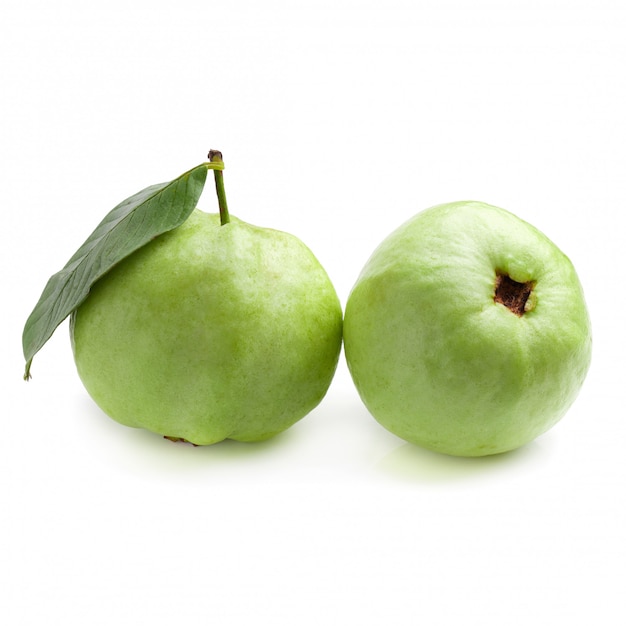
[24, 152, 343, 445]
[343, 201, 591, 457]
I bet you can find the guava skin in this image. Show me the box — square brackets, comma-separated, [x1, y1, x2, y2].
[343, 201, 591, 457]
[70, 210, 343, 445]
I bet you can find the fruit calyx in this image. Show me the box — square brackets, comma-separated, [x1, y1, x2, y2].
[208, 150, 230, 225]
[164, 436, 199, 446]
[494, 272, 534, 316]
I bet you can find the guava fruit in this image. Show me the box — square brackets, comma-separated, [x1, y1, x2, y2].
[343, 201, 591, 456]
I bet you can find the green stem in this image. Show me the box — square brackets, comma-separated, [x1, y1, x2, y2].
[208, 150, 230, 225]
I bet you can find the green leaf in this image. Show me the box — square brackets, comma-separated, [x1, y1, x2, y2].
[22, 162, 214, 380]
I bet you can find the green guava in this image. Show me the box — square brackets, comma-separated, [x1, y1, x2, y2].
[70, 210, 343, 445]
[343, 201, 591, 457]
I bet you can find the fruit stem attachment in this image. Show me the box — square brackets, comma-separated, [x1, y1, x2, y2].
[208, 150, 230, 225]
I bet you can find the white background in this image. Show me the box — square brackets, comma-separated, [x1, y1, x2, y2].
[1, 1, 624, 624]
